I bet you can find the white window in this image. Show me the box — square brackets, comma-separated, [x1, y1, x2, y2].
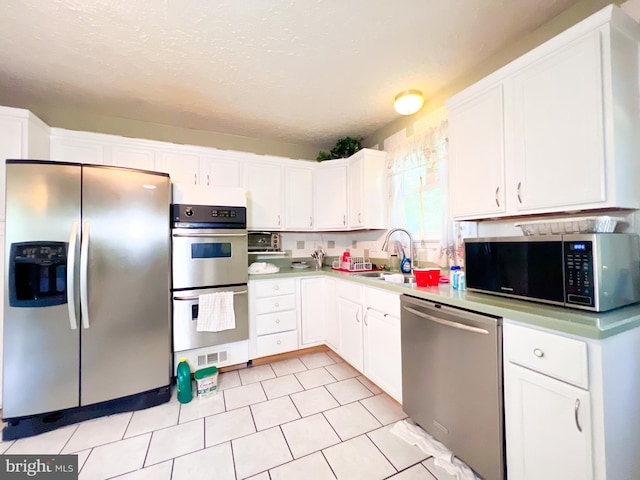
[386, 118, 475, 267]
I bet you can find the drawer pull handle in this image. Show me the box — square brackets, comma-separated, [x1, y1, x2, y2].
[274, 302, 280, 308]
[533, 348, 544, 358]
[274, 285, 280, 291]
[276, 319, 280, 324]
[277, 340, 282, 345]
[575, 399, 582, 432]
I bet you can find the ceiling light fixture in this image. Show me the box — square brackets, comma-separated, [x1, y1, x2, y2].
[394, 89, 424, 115]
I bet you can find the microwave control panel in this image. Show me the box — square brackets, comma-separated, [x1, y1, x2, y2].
[563, 241, 594, 307]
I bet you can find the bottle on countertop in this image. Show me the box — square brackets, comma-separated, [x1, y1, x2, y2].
[450, 265, 461, 289]
[390, 253, 400, 272]
[342, 251, 351, 271]
[176, 357, 193, 404]
[400, 249, 411, 274]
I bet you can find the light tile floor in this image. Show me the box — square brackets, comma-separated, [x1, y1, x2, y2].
[0, 349, 455, 480]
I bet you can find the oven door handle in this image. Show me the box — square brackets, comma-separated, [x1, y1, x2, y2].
[172, 233, 247, 238]
[403, 306, 489, 334]
[173, 290, 248, 301]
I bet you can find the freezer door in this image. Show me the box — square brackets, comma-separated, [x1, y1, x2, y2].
[80, 166, 171, 406]
[3, 162, 81, 418]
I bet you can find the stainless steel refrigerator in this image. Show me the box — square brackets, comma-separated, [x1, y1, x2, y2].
[3, 160, 171, 439]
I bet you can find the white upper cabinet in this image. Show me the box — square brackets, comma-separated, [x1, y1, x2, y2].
[0, 107, 50, 221]
[348, 149, 387, 229]
[313, 161, 348, 230]
[155, 150, 200, 185]
[50, 129, 104, 165]
[199, 153, 243, 188]
[284, 165, 314, 230]
[511, 31, 605, 212]
[245, 160, 284, 230]
[105, 142, 156, 171]
[447, 6, 640, 220]
[448, 85, 506, 218]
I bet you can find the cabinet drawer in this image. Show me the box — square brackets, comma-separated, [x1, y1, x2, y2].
[253, 278, 296, 298]
[255, 310, 297, 336]
[256, 330, 298, 358]
[505, 323, 589, 389]
[254, 294, 296, 315]
[365, 287, 400, 316]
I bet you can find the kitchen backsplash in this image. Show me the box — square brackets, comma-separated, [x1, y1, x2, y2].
[275, 210, 640, 268]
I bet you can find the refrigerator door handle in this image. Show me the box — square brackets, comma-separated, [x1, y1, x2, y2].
[67, 221, 79, 330]
[80, 221, 90, 329]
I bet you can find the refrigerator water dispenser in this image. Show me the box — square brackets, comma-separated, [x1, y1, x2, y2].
[8, 241, 68, 308]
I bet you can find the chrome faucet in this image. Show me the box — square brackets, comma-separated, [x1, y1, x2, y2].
[381, 228, 414, 271]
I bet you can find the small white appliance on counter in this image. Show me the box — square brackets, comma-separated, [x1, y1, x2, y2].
[171, 183, 249, 371]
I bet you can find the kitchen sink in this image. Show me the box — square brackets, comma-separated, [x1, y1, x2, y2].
[352, 271, 416, 285]
[352, 271, 387, 278]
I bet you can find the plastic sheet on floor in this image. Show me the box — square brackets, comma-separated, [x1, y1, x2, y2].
[389, 419, 481, 480]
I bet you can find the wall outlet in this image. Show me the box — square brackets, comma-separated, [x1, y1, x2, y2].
[296, 240, 305, 250]
[352, 240, 358, 248]
[328, 240, 335, 249]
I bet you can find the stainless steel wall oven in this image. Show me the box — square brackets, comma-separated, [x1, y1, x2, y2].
[171, 203, 249, 367]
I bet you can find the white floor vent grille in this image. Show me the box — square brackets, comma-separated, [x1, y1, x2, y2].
[197, 350, 228, 367]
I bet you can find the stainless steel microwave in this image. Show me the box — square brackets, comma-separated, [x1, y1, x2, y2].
[464, 234, 640, 312]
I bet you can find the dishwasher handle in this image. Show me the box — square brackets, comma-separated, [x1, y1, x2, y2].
[403, 306, 489, 335]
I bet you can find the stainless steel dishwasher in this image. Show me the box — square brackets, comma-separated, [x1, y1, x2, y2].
[401, 294, 504, 480]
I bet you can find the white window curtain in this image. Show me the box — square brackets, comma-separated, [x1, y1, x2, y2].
[386, 120, 475, 267]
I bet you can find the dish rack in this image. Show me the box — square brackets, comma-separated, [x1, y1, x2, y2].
[332, 256, 373, 272]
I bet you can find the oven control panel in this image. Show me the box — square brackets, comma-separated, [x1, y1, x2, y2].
[171, 204, 246, 229]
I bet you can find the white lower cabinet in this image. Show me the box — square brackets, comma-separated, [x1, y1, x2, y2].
[335, 280, 364, 372]
[505, 363, 592, 480]
[363, 287, 402, 403]
[504, 321, 640, 480]
[299, 277, 327, 346]
[249, 278, 298, 359]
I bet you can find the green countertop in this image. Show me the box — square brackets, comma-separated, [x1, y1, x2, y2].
[249, 267, 640, 340]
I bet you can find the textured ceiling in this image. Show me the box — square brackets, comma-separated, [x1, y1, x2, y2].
[0, 0, 586, 148]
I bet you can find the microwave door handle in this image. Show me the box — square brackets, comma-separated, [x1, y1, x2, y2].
[173, 291, 248, 301]
[67, 221, 79, 330]
[80, 221, 90, 329]
[172, 233, 247, 238]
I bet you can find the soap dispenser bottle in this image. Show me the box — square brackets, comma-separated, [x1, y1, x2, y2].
[400, 249, 411, 274]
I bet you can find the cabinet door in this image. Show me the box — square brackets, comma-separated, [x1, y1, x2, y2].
[364, 308, 402, 402]
[300, 277, 326, 345]
[155, 150, 200, 185]
[448, 84, 506, 219]
[349, 150, 387, 229]
[106, 144, 156, 170]
[245, 163, 283, 230]
[200, 155, 242, 188]
[313, 163, 348, 230]
[337, 297, 363, 372]
[50, 136, 104, 165]
[505, 363, 593, 480]
[325, 279, 339, 350]
[511, 31, 605, 212]
[285, 166, 314, 230]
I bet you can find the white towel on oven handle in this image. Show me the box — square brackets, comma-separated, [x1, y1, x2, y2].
[197, 291, 236, 332]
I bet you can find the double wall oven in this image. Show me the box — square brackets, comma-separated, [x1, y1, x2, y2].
[171, 201, 249, 369]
